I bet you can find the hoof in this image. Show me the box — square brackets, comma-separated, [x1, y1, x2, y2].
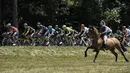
[126, 60, 129, 62]
[84, 55, 87, 57]
[93, 60, 96, 63]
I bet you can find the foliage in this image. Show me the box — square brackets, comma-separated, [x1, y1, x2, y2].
[103, 7, 121, 24]
[0, 0, 130, 32]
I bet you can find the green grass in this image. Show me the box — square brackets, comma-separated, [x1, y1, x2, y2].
[0, 46, 130, 73]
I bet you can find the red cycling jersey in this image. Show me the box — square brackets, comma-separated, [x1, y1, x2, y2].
[8, 26, 18, 32]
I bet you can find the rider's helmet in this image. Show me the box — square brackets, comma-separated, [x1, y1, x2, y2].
[48, 25, 52, 29]
[55, 25, 58, 29]
[100, 20, 105, 26]
[62, 25, 66, 29]
[81, 24, 85, 28]
[122, 26, 126, 30]
[6, 23, 11, 28]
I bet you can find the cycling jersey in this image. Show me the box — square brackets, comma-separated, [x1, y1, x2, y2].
[7, 26, 19, 44]
[123, 28, 130, 37]
[55, 28, 63, 34]
[64, 27, 74, 36]
[45, 28, 56, 36]
[42, 26, 48, 35]
[80, 27, 89, 36]
[23, 26, 35, 36]
[8, 26, 18, 32]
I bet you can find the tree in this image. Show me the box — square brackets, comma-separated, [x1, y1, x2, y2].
[0, 0, 1, 24]
[13, 0, 18, 27]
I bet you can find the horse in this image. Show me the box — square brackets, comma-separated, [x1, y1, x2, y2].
[84, 26, 129, 62]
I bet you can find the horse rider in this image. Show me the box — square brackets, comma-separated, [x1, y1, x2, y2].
[100, 20, 112, 48]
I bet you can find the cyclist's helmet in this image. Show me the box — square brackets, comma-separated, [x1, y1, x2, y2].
[55, 25, 58, 29]
[62, 25, 66, 29]
[37, 22, 41, 25]
[81, 24, 85, 28]
[6, 23, 11, 28]
[122, 26, 126, 30]
[70, 26, 73, 29]
[48, 25, 52, 29]
[24, 23, 28, 26]
[128, 26, 130, 29]
[37, 22, 41, 28]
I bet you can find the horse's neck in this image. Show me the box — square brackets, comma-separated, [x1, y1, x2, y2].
[94, 33, 100, 41]
[92, 27, 101, 43]
[94, 28, 100, 39]
[92, 33, 100, 44]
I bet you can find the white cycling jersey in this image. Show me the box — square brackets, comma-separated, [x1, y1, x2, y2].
[80, 27, 89, 36]
[126, 28, 130, 36]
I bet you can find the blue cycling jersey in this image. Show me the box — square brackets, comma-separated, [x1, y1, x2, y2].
[46, 28, 55, 34]
[52, 28, 56, 33]
[42, 26, 48, 34]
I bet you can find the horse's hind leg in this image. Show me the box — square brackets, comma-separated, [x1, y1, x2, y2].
[117, 46, 129, 62]
[110, 50, 118, 62]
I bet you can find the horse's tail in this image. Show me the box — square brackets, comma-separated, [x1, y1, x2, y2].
[120, 43, 127, 52]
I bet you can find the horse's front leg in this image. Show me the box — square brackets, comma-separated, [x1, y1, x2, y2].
[93, 50, 100, 62]
[84, 46, 92, 57]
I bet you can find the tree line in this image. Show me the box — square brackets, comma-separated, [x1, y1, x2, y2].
[0, 0, 130, 33]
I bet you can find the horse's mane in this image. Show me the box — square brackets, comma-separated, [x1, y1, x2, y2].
[92, 27, 100, 39]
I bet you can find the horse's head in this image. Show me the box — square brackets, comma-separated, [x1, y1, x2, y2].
[88, 26, 100, 39]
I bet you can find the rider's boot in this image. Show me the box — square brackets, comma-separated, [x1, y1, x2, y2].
[101, 41, 106, 51]
[102, 36, 107, 51]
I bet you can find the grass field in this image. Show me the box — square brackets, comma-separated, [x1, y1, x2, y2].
[0, 46, 130, 73]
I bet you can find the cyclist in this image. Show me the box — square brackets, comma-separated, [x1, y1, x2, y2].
[62, 25, 75, 37]
[79, 24, 89, 37]
[45, 25, 56, 37]
[22, 23, 36, 45]
[6, 23, 19, 45]
[55, 25, 63, 35]
[122, 26, 130, 38]
[62, 25, 76, 45]
[55, 25, 64, 45]
[36, 22, 44, 36]
[78, 24, 89, 45]
[44, 25, 56, 45]
[22, 23, 35, 37]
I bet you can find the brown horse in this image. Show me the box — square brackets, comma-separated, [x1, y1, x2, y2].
[84, 27, 129, 62]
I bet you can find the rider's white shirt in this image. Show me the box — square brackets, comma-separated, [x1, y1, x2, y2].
[105, 26, 112, 33]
